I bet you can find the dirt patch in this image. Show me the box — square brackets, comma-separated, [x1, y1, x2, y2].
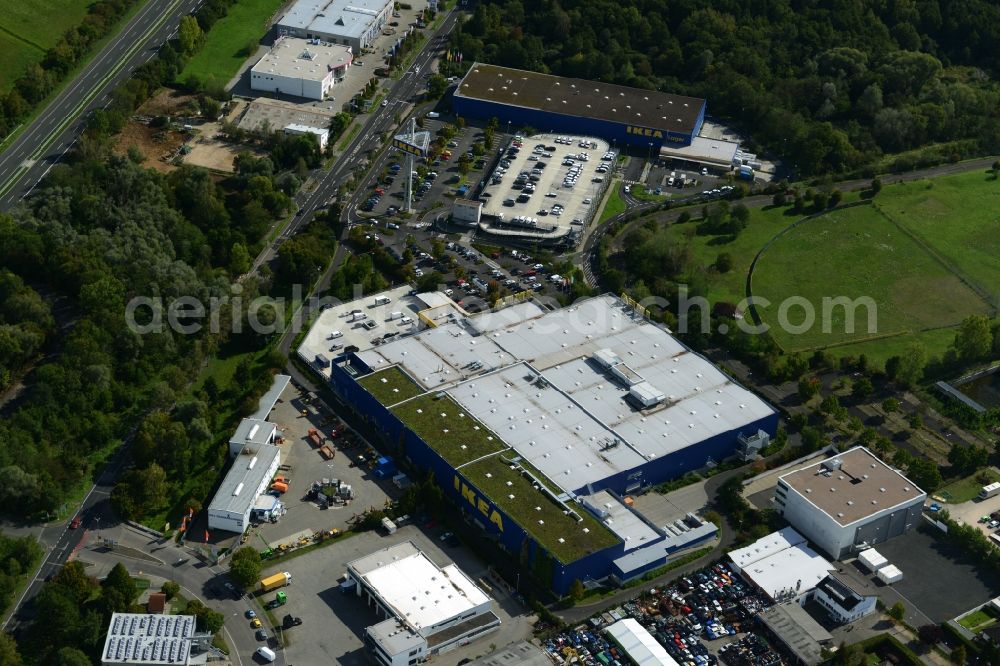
[184, 127, 261, 173]
[114, 122, 186, 173]
[140, 89, 199, 117]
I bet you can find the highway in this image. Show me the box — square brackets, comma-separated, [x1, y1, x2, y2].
[0, 0, 204, 210]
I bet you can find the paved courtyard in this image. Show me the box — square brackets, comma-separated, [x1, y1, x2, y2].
[262, 526, 535, 665]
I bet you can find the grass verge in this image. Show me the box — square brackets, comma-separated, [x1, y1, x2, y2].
[938, 468, 1000, 504]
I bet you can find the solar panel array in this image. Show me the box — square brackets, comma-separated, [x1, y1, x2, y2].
[102, 613, 194, 665]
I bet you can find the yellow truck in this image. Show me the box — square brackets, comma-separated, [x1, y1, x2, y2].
[258, 571, 292, 593]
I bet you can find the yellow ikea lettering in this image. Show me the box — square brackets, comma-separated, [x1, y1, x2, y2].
[625, 125, 663, 139]
[453, 475, 504, 532]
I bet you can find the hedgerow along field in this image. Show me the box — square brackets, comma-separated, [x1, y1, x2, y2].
[751, 180, 996, 363]
[0, 0, 96, 91]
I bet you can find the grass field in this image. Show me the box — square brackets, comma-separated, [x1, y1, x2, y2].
[179, 0, 285, 88]
[875, 171, 1000, 307]
[752, 204, 990, 355]
[958, 608, 996, 631]
[937, 467, 1000, 504]
[598, 180, 627, 222]
[0, 0, 95, 91]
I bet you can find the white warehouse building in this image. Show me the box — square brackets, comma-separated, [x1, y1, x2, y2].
[346, 541, 500, 666]
[207, 440, 281, 533]
[774, 447, 926, 560]
[250, 37, 352, 100]
[275, 0, 392, 51]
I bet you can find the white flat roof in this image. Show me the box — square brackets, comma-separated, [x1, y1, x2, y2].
[659, 135, 740, 167]
[208, 445, 280, 517]
[278, 0, 390, 39]
[252, 37, 352, 81]
[605, 619, 680, 666]
[729, 526, 807, 571]
[229, 418, 277, 447]
[102, 613, 195, 666]
[297, 285, 423, 378]
[741, 541, 834, 601]
[581, 491, 660, 551]
[348, 542, 490, 633]
[358, 295, 773, 492]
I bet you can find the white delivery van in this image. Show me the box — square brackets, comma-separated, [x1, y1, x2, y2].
[256, 647, 276, 662]
[387, 311, 403, 321]
[400, 316, 414, 324]
[374, 295, 391, 306]
[328, 330, 343, 339]
[351, 312, 367, 321]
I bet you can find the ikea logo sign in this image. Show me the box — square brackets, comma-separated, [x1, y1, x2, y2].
[626, 125, 663, 139]
[454, 476, 504, 531]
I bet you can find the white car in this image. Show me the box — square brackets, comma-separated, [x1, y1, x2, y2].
[444, 289, 454, 296]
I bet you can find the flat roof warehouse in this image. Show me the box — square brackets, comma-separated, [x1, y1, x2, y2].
[456, 63, 706, 135]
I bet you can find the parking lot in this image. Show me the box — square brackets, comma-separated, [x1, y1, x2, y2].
[838, 526, 1000, 623]
[479, 133, 611, 238]
[247, 382, 397, 551]
[543, 560, 780, 666]
[261, 526, 534, 665]
[358, 115, 503, 219]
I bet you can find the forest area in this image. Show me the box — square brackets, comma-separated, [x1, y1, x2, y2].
[443, 0, 1000, 175]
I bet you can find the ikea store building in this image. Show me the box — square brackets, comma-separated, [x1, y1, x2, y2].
[452, 63, 707, 148]
[324, 294, 775, 593]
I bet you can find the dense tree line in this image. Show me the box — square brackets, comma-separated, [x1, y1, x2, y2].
[0, 271, 54, 390]
[0, 533, 43, 620]
[446, 0, 1000, 174]
[0, 145, 289, 519]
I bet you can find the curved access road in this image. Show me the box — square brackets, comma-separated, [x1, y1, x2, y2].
[0, 0, 204, 210]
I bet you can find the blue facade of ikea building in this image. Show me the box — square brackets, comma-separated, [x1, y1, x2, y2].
[328, 357, 624, 594]
[325, 349, 777, 594]
[452, 95, 705, 149]
[451, 63, 707, 149]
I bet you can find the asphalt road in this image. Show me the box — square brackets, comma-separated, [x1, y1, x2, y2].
[0, 0, 204, 210]
[249, 11, 462, 275]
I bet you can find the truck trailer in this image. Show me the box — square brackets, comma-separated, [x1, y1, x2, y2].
[979, 482, 1000, 500]
[259, 571, 292, 593]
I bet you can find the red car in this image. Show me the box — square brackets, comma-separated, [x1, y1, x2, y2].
[70, 516, 82, 529]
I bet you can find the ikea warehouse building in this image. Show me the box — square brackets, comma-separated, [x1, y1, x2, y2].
[324, 294, 776, 592]
[452, 63, 706, 148]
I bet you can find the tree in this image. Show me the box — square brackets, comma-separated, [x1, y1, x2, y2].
[886, 343, 927, 388]
[102, 563, 138, 613]
[798, 376, 821, 401]
[53, 647, 92, 666]
[714, 252, 733, 273]
[881, 398, 900, 412]
[952, 314, 992, 362]
[53, 561, 97, 604]
[458, 152, 472, 176]
[426, 74, 449, 98]
[161, 580, 181, 600]
[870, 177, 882, 196]
[852, 377, 873, 401]
[0, 632, 22, 666]
[888, 601, 905, 621]
[228, 547, 263, 590]
[907, 457, 942, 492]
[952, 644, 966, 665]
[772, 192, 786, 206]
[568, 578, 585, 602]
[178, 16, 203, 56]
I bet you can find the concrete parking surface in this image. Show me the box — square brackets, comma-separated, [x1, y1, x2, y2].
[248, 382, 397, 551]
[839, 526, 1000, 624]
[265, 526, 535, 665]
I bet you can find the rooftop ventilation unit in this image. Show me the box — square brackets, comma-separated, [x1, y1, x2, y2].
[822, 458, 844, 473]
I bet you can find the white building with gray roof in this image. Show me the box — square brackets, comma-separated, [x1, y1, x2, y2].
[275, 0, 392, 51]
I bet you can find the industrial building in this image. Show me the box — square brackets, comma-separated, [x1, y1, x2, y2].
[250, 37, 352, 100]
[275, 0, 392, 51]
[207, 375, 290, 533]
[730, 528, 834, 604]
[757, 603, 832, 666]
[101, 614, 199, 666]
[323, 293, 775, 592]
[453, 63, 706, 148]
[774, 447, 926, 559]
[605, 618, 680, 666]
[345, 541, 500, 666]
[812, 575, 877, 624]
